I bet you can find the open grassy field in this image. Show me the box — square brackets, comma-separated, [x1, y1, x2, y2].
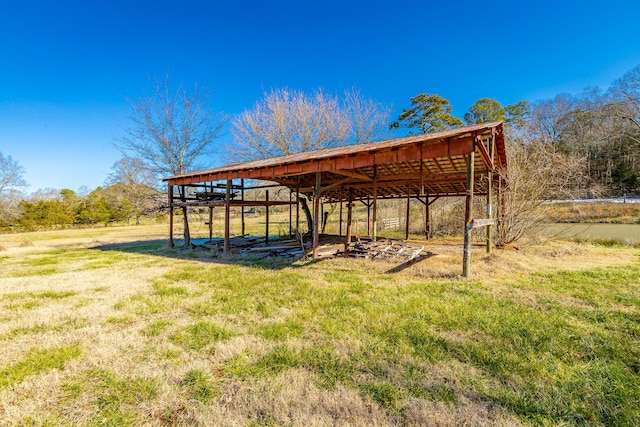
[0, 225, 639, 426]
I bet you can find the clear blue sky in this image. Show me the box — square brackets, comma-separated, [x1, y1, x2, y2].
[1, 0, 639, 193]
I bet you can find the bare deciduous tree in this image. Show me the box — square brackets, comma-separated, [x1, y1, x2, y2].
[230, 87, 390, 162]
[343, 88, 392, 145]
[0, 152, 27, 224]
[120, 76, 229, 175]
[496, 138, 586, 245]
[230, 87, 391, 234]
[119, 75, 229, 245]
[527, 94, 575, 145]
[609, 64, 640, 131]
[106, 157, 162, 225]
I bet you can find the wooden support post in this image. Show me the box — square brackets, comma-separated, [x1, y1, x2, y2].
[499, 176, 506, 241]
[181, 185, 191, 247]
[295, 181, 300, 236]
[372, 165, 378, 242]
[224, 180, 231, 255]
[405, 194, 410, 240]
[208, 207, 213, 241]
[425, 195, 430, 240]
[419, 151, 424, 196]
[487, 137, 494, 254]
[367, 196, 371, 236]
[345, 188, 353, 252]
[313, 172, 321, 259]
[265, 190, 270, 245]
[241, 178, 245, 237]
[289, 190, 293, 238]
[339, 198, 343, 237]
[463, 151, 475, 278]
[168, 184, 174, 248]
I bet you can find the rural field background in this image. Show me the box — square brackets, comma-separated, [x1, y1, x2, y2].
[0, 224, 639, 425]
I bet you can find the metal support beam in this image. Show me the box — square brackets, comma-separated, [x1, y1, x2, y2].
[463, 151, 475, 278]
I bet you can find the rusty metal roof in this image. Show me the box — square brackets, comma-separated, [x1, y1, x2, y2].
[164, 122, 505, 201]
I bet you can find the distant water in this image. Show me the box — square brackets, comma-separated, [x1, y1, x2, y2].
[538, 223, 640, 243]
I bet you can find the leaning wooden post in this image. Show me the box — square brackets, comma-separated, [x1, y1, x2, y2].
[372, 165, 378, 242]
[168, 184, 174, 248]
[463, 150, 475, 278]
[224, 179, 231, 255]
[313, 172, 321, 259]
[405, 194, 410, 240]
[345, 188, 353, 252]
[487, 136, 494, 254]
[265, 190, 270, 245]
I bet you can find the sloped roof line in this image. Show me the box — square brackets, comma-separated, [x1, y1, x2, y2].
[163, 121, 503, 182]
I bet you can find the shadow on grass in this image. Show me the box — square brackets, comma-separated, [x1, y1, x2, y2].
[94, 238, 305, 271]
[384, 252, 437, 273]
[94, 236, 444, 272]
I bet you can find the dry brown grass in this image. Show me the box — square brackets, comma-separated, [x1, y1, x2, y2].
[0, 224, 638, 425]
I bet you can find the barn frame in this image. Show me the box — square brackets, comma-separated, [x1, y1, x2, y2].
[162, 121, 507, 277]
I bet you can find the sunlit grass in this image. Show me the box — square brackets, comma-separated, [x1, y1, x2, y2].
[0, 345, 82, 389]
[1, 225, 639, 425]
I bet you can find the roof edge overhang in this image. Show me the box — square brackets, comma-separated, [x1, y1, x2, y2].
[163, 121, 505, 186]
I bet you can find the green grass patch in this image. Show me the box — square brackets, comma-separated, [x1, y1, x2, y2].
[359, 381, 406, 412]
[144, 320, 174, 337]
[152, 283, 189, 297]
[1, 318, 86, 340]
[170, 321, 234, 350]
[1, 290, 77, 310]
[0, 344, 82, 389]
[3, 228, 640, 425]
[64, 369, 158, 425]
[181, 369, 218, 403]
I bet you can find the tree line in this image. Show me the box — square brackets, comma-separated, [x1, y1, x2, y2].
[2, 64, 639, 238]
[0, 157, 162, 231]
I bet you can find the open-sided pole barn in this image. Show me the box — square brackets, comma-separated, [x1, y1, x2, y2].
[162, 122, 507, 277]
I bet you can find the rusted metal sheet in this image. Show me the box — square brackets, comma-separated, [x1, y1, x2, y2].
[164, 122, 504, 183]
[163, 122, 506, 204]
